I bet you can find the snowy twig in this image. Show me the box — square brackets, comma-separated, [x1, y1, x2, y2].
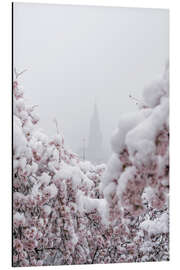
[14, 68, 28, 79]
[129, 94, 148, 108]
[53, 118, 60, 135]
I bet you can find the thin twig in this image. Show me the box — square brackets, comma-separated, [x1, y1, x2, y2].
[14, 68, 28, 79]
[129, 94, 147, 108]
[53, 118, 60, 135]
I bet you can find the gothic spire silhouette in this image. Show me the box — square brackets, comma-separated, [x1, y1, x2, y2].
[87, 103, 104, 164]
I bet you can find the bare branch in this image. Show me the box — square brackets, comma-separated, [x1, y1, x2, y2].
[31, 105, 38, 110]
[129, 94, 148, 108]
[14, 68, 28, 79]
[53, 118, 60, 135]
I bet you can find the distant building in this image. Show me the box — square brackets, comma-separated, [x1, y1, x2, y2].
[86, 103, 105, 164]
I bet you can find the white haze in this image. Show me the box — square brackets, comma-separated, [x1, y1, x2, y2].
[13, 3, 169, 159]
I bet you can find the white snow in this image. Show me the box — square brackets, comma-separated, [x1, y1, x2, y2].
[13, 212, 26, 227]
[100, 153, 122, 193]
[111, 109, 152, 154]
[43, 184, 58, 198]
[54, 162, 93, 189]
[42, 205, 52, 216]
[117, 166, 137, 199]
[77, 190, 108, 225]
[126, 98, 169, 165]
[13, 115, 27, 157]
[140, 213, 168, 235]
[39, 173, 51, 186]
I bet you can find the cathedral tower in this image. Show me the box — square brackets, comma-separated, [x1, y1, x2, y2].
[87, 103, 104, 164]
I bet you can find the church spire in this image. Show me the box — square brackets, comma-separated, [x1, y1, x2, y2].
[87, 102, 104, 164]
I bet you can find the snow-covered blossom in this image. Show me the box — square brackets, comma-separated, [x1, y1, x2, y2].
[13, 212, 26, 227]
[43, 184, 58, 198]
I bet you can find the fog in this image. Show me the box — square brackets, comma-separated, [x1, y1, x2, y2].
[13, 3, 169, 161]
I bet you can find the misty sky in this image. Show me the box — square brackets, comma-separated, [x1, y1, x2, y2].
[13, 3, 169, 158]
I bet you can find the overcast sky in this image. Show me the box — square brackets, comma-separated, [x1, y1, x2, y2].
[13, 3, 169, 157]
